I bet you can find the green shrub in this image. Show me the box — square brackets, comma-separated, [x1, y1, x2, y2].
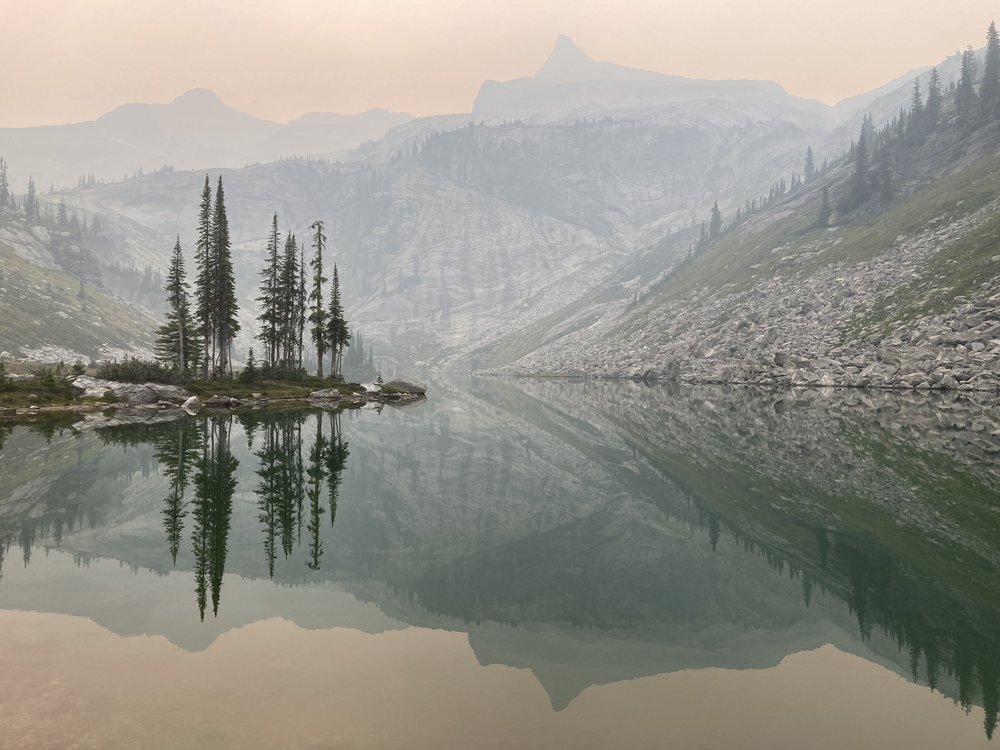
[97, 357, 184, 384]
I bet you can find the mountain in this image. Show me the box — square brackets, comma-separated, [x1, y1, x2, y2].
[0, 89, 413, 190]
[474, 36, 833, 127]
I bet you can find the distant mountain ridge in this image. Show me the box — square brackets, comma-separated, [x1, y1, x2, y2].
[473, 35, 832, 127]
[0, 89, 413, 190]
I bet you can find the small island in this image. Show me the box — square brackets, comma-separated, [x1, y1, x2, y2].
[0, 363, 426, 421]
[0, 175, 428, 423]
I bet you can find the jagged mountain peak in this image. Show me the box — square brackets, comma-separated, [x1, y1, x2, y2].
[169, 88, 228, 110]
[536, 35, 595, 80]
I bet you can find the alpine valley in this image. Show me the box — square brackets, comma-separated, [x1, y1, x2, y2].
[0, 36, 996, 390]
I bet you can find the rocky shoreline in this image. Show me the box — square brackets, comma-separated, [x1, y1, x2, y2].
[0, 375, 427, 419]
[502, 200, 1000, 394]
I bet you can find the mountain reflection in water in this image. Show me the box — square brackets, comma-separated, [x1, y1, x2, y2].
[0, 378, 999, 744]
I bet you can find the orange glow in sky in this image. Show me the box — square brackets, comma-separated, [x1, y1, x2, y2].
[3, 0, 997, 126]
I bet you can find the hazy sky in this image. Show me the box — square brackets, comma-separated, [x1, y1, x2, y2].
[4, 0, 998, 127]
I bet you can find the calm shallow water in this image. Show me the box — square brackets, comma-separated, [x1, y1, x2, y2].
[1, 377, 999, 749]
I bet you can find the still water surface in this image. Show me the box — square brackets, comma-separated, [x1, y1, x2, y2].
[1, 377, 999, 749]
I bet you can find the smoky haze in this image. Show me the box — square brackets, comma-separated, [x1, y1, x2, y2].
[3, 0, 996, 126]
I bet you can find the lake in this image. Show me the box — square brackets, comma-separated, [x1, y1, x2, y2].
[1, 377, 999, 749]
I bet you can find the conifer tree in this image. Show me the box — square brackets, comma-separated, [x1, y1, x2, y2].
[256, 214, 281, 369]
[0, 157, 9, 207]
[860, 113, 876, 148]
[297, 246, 307, 370]
[308, 221, 328, 377]
[876, 148, 894, 205]
[211, 176, 239, 378]
[907, 78, 924, 141]
[804, 147, 816, 181]
[326, 264, 350, 377]
[240, 348, 259, 383]
[194, 176, 214, 379]
[155, 236, 199, 371]
[957, 46, 979, 122]
[24, 177, 38, 222]
[708, 201, 722, 241]
[844, 126, 870, 211]
[817, 186, 832, 228]
[926, 68, 943, 128]
[278, 232, 299, 370]
[983, 22, 1000, 119]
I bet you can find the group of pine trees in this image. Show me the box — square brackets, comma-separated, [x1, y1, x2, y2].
[0, 156, 106, 241]
[155, 176, 350, 380]
[690, 21, 1000, 249]
[693, 145, 831, 250]
[838, 22, 1000, 218]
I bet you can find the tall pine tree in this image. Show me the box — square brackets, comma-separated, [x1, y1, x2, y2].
[0, 157, 9, 207]
[308, 221, 328, 377]
[155, 236, 200, 371]
[708, 201, 722, 240]
[326, 264, 350, 378]
[211, 176, 239, 378]
[278, 232, 300, 370]
[983, 22, 1000, 119]
[957, 46, 979, 123]
[297, 246, 307, 370]
[24, 177, 38, 222]
[194, 176, 214, 379]
[817, 186, 832, 228]
[256, 214, 281, 369]
[926, 67, 943, 128]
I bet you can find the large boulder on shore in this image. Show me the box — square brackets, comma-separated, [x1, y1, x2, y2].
[309, 388, 342, 400]
[203, 395, 239, 408]
[146, 383, 191, 403]
[72, 375, 156, 404]
[72, 375, 192, 405]
[385, 379, 427, 395]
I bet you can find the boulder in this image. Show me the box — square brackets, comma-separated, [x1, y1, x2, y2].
[182, 396, 201, 411]
[385, 379, 427, 395]
[309, 389, 342, 400]
[71, 375, 114, 399]
[113, 384, 159, 404]
[360, 382, 382, 393]
[146, 383, 192, 402]
[72, 375, 187, 405]
[203, 395, 235, 407]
